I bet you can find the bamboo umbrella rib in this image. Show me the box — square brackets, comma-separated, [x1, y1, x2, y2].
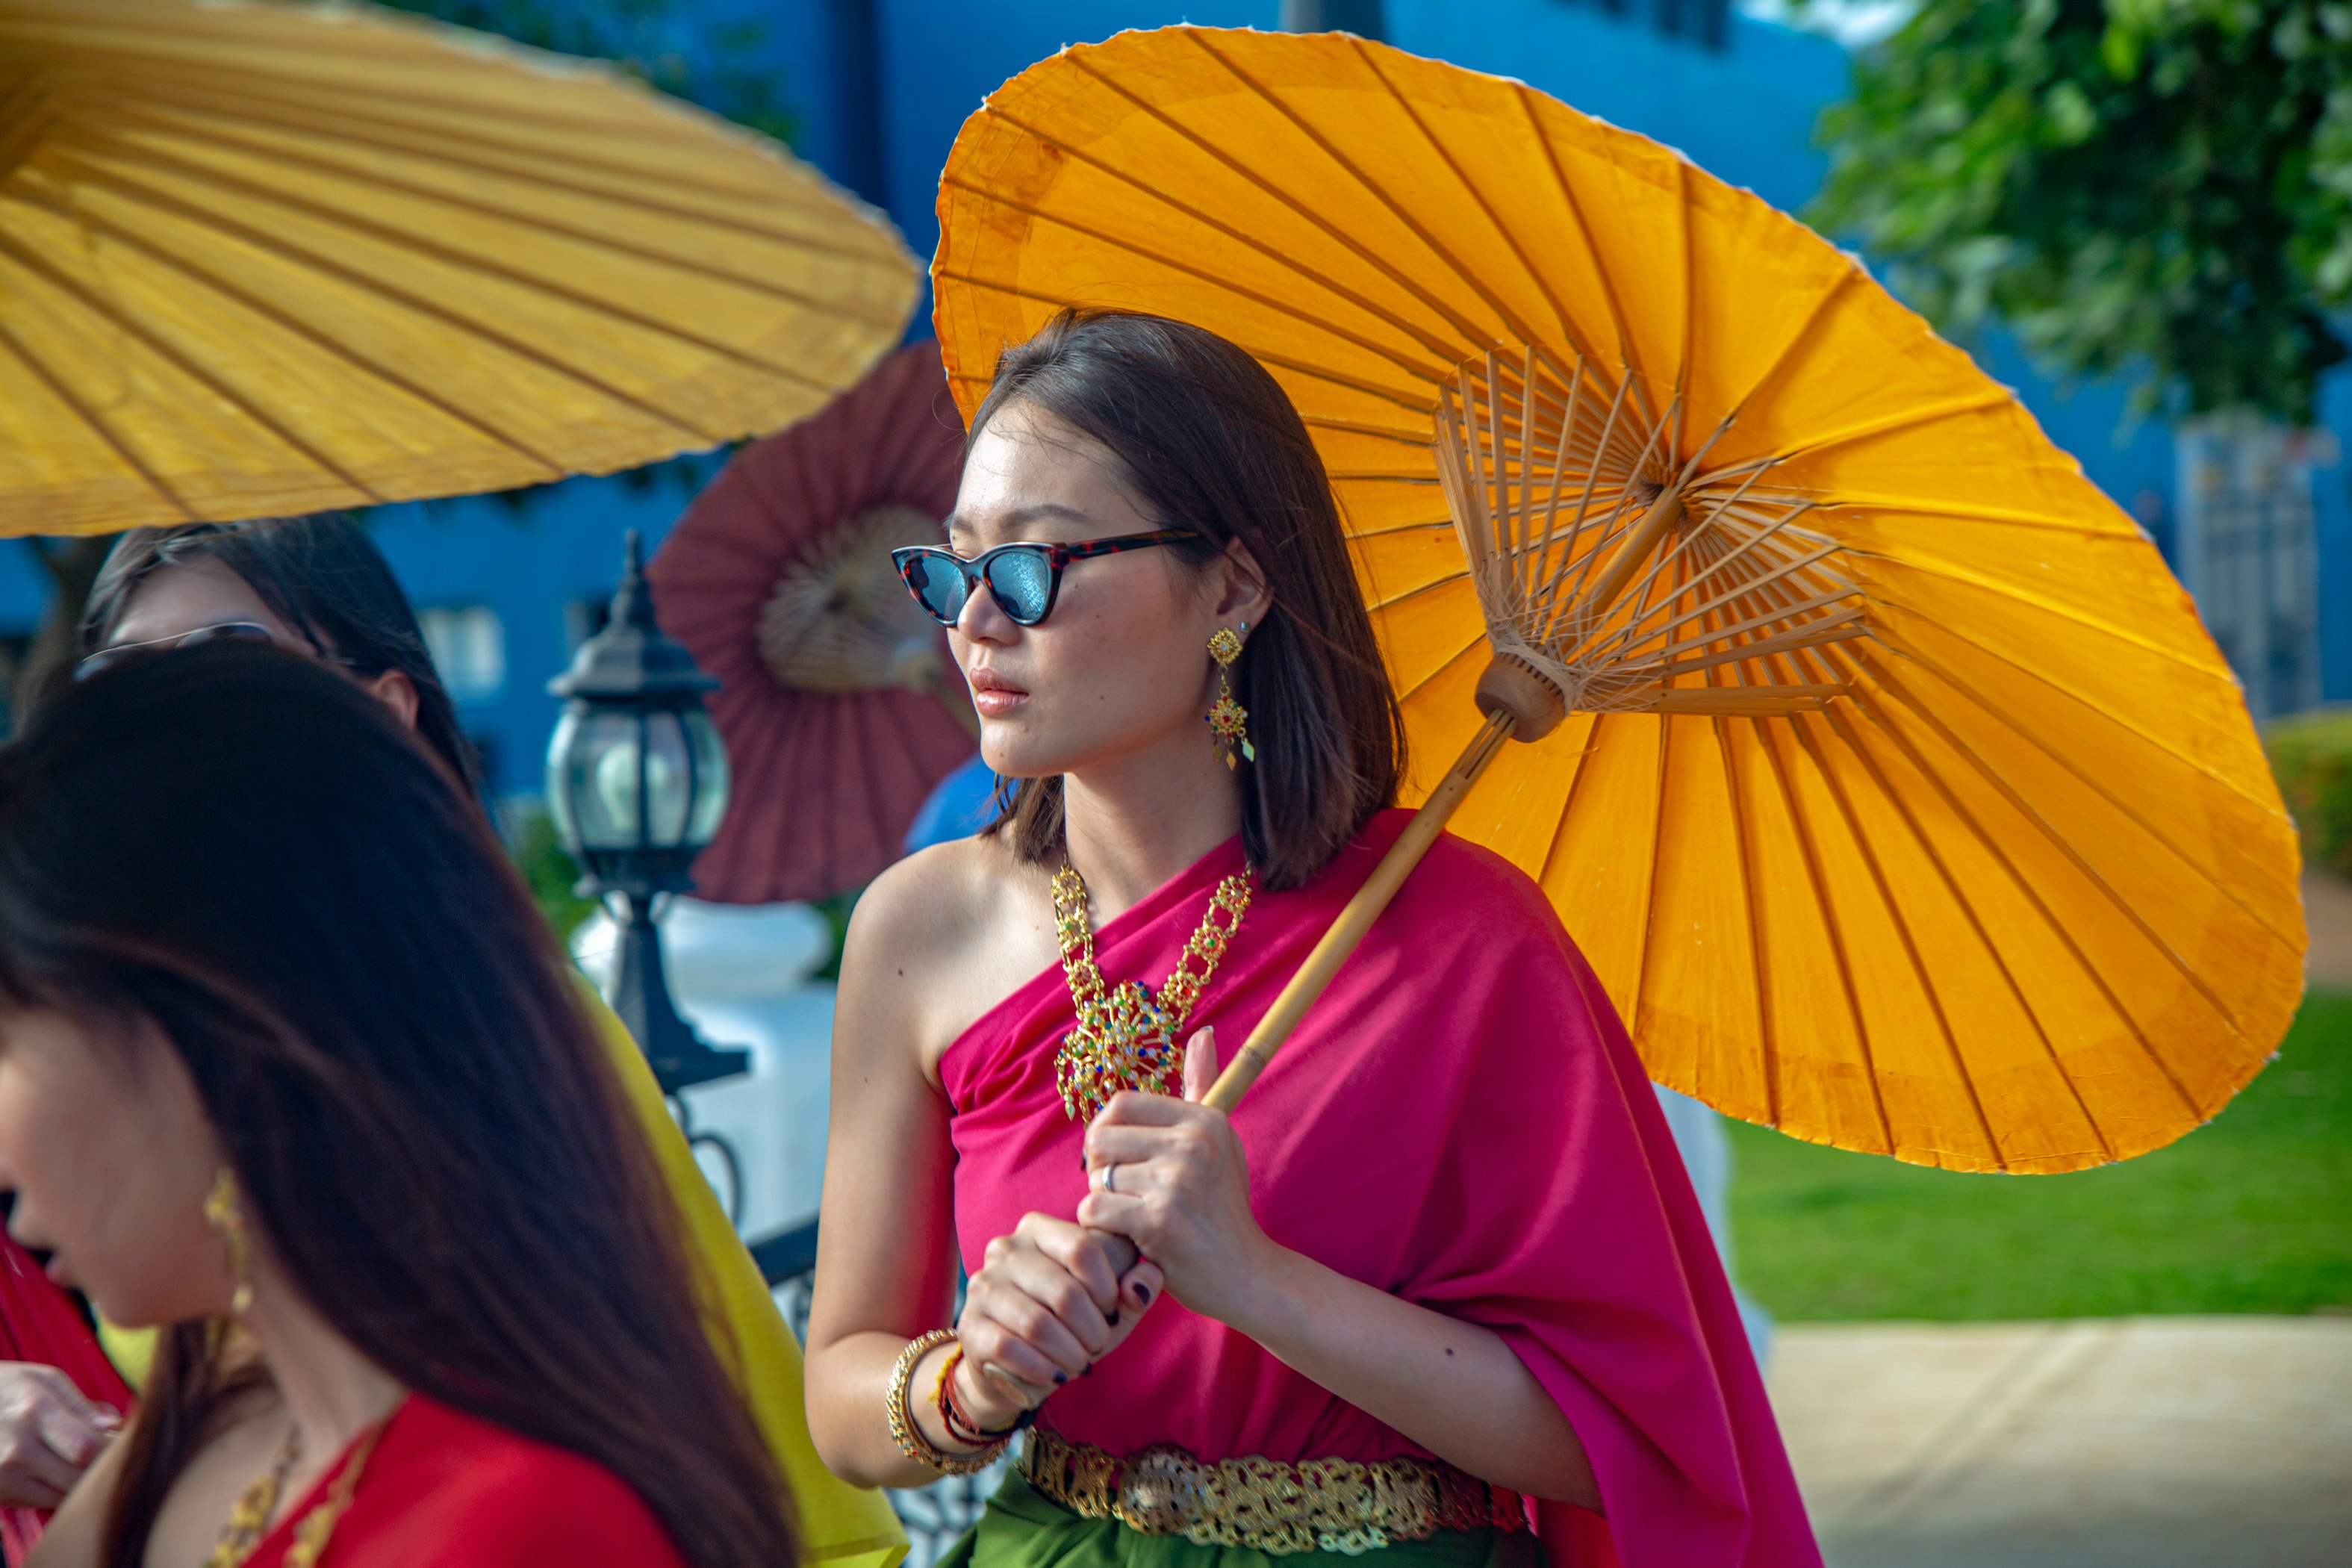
[1301, 415, 1437, 447]
[1750, 387, 2026, 470]
[1580, 503, 1837, 659]
[80, 116, 900, 326]
[1861, 642, 2297, 972]
[1346, 514, 1460, 544]
[1629, 571, 1854, 665]
[46, 159, 725, 444]
[0, 224, 382, 498]
[1787, 709, 2007, 1166]
[58, 145, 815, 420]
[1670, 160, 1692, 462]
[1062, 49, 1509, 355]
[102, 87, 909, 259]
[1752, 714, 1897, 1151]
[1512, 81, 1651, 420]
[1390, 620, 1490, 705]
[1625, 694, 1676, 1045]
[1354, 41, 1591, 363]
[1189, 31, 1553, 352]
[1820, 697, 2121, 1162]
[91, 60, 840, 179]
[1328, 469, 1446, 486]
[1, 184, 568, 479]
[1718, 264, 1860, 425]
[1715, 609, 1785, 1128]
[1717, 724, 1784, 1123]
[1806, 491, 2141, 535]
[936, 181, 1455, 388]
[1841, 673, 2204, 1123]
[1881, 616, 2285, 819]
[979, 102, 1483, 370]
[1839, 542, 2237, 680]
[933, 266, 1440, 417]
[0, 310, 196, 518]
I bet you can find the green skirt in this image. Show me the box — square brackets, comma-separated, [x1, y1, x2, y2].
[938, 1469, 1548, 1568]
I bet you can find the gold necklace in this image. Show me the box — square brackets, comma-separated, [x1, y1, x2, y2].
[1052, 858, 1252, 1121]
[283, 1410, 396, 1568]
[204, 1424, 300, 1568]
[203, 1403, 399, 1568]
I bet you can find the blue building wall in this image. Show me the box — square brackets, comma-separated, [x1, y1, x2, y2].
[10, 1, 2341, 789]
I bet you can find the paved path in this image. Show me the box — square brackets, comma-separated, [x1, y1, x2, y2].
[1766, 1317, 2352, 1568]
[2304, 871, 2352, 989]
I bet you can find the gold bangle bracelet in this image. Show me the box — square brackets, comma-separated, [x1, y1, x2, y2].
[886, 1330, 1007, 1476]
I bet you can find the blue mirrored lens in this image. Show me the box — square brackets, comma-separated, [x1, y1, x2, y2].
[907, 555, 967, 622]
[986, 549, 1054, 623]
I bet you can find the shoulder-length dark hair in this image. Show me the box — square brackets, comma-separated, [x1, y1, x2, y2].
[0, 644, 794, 1568]
[971, 309, 1403, 890]
[80, 515, 482, 799]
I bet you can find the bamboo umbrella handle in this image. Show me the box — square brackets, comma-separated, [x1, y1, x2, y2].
[1089, 705, 1520, 1281]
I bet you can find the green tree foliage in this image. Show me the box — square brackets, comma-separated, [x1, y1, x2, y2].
[1807, 1, 2352, 423]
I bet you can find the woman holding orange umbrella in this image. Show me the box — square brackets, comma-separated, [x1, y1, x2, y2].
[803, 311, 1815, 1568]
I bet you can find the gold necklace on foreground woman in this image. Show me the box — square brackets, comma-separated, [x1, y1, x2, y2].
[1051, 861, 1251, 1121]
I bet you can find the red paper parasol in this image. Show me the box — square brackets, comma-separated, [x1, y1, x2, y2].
[652, 340, 977, 905]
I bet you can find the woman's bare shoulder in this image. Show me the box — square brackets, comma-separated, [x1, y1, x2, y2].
[851, 833, 1030, 951]
[839, 833, 1059, 1070]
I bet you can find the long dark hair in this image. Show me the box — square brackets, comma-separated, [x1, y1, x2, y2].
[81, 515, 482, 799]
[0, 644, 794, 1568]
[970, 309, 1404, 889]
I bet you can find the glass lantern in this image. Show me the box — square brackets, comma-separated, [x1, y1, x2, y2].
[545, 531, 745, 1093]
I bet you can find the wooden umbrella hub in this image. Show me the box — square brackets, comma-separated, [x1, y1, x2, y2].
[756, 504, 947, 694]
[1434, 345, 1872, 738]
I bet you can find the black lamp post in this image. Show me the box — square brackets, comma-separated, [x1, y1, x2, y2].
[547, 531, 748, 1094]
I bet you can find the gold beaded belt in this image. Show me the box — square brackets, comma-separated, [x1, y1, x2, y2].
[1021, 1428, 1527, 1556]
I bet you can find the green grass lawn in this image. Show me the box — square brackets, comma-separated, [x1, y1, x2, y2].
[1724, 990, 2352, 1321]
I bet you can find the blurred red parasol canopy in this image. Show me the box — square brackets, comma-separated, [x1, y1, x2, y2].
[651, 340, 978, 905]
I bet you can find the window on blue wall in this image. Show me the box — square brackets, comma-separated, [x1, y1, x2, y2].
[420, 604, 507, 703]
[1552, 0, 1730, 49]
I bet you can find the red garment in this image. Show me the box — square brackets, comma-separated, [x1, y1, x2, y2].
[0, 1232, 133, 1567]
[940, 811, 1819, 1568]
[244, 1396, 685, 1568]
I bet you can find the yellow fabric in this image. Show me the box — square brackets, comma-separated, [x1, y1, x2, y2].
[0, 0, 918, 535]
[94, 1317, 153, 1394]
[583, 992, 908, 1568]
[932, 26, 2306, 1174]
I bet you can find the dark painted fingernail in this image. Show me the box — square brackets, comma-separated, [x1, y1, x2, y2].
[1133, 1284, 1152, 1306]
[1108, 1309, 1121, 1328]
[1053, 1371, 1068, 1386]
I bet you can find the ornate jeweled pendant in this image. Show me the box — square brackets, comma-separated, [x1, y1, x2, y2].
[1055, 979, 1185, 1121]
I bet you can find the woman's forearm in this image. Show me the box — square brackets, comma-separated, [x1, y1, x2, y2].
[806, 1331, 995, 1490]
[1228, 1245, 1599, 1509]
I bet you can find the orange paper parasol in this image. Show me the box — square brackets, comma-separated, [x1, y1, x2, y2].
[932, 27, 2305, 1173]
[651, 340, 977, 906]
[0, 0, 918, 533]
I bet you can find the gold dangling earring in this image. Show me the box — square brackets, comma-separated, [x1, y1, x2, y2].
[1205, 621, 1254, 770]
[203, 1167, 255, 1317]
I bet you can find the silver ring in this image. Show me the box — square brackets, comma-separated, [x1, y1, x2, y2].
[1103, 1163, 1117, 1194]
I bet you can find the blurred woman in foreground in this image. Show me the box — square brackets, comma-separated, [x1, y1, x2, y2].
[0, 516, 897, 1568]
[0, 641, 797, 1568]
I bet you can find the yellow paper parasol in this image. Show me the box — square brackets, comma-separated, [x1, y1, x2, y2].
[933, 26, 2306, 1174]
[0, 0, 920, 534]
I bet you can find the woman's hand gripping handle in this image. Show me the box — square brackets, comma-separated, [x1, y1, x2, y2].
[945, 1180, 1168, 1432]
[1079, 1029, 1275, 1323]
